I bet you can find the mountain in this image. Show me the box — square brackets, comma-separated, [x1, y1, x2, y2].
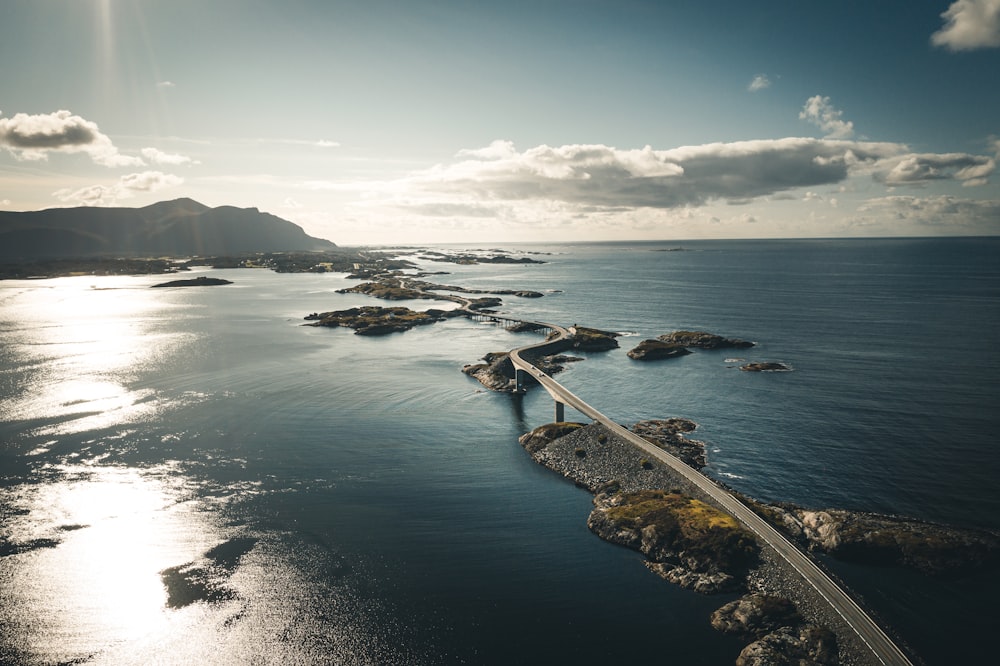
[0, 199, 337, 259]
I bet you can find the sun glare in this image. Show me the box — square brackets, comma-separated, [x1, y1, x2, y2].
[2, 466, 219, 661]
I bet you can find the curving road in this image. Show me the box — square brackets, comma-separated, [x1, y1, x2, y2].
[508, 325, 914, 666]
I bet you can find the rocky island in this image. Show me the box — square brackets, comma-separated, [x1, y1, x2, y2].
[151, 276, 233, 288]
[304, 305, 463, 335]
[659, 330, 755, 349]
[739, 361, 791, 372]
[627, 339, 692, 360]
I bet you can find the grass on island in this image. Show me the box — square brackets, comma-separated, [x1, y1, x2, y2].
[605, 490, 757, 571]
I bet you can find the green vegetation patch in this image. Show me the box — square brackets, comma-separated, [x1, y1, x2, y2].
[604, 490, 758, 572]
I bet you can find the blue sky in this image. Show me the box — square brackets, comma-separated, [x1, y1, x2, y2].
[2, 0, 999, 244]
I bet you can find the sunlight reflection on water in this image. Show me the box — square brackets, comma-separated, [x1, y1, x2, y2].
[0, 465, 219, 663]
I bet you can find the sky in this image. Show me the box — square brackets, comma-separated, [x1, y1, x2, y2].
[1, 0, 999, 245]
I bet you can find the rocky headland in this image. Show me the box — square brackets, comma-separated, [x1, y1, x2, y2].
[746, 501, 1000, 577]
[631, 418, 708, 469]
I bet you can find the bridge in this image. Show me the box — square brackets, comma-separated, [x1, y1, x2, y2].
[505, 322, 914, 666]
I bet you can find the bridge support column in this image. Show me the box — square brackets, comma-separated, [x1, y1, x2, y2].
[554, 400, 565, 423]
[515, 369, 526, 393]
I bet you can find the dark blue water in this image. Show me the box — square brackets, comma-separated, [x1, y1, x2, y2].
[1, 238, 997, 664]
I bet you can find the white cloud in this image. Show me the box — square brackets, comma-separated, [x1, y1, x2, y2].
[855, 195, 1000, 233]
[157, 81, 176, 88]
[316, 139, 341, 148]
[402, 138, 902, 210]
[53, 170, 183, 206]
[141, 147, 199, 165]
[0, 110, 143, 167]
[799, 95, 855, 139]
[876, 153, 995, 186]
[932, 0, 1000, 51]
[748, 74, 772, 92]
[457, 139, 518, 160]
[1, 198, 11, 207]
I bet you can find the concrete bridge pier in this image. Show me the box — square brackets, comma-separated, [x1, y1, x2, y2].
[515, 368, 526, 393]
[554, 400, 565, 423]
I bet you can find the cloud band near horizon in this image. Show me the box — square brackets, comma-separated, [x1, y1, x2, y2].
[396, 138, 993, 214]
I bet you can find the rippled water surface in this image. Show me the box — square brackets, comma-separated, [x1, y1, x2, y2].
[2, 238, 998, 664]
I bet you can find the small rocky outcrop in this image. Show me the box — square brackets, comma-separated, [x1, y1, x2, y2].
[587, 489, 758, 594]
[736, 625, 839, 666]
[711, 594, 803, 638]
[151, 276, 233, 287]
[627, 339, 692, 361]
[761, 506, 1000, 576]
[659, 330, 754, 349]
[304, 306, 458, 335]
[631, 419, 707, 469]
[569, 326, 620, 351]
[463, 352, 578, 392]
[740, 361, 791, 372]
[462, 352, 517, 392]
[518, 422, 586, 453]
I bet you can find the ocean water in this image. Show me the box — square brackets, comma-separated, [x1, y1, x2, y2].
[1, 238, 998, 665]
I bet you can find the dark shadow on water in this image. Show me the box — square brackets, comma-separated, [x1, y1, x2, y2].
[160, 537, 258, 609]
[507, 391, 529, 433]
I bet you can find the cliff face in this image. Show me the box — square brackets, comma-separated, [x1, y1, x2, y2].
[0, 198, 336, 259]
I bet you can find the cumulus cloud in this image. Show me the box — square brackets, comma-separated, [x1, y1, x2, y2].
[856, 195, 1000, 233]
[932, 0, 1000, 51]
[53, 170, 183, 206]
[799, 96, 854, 139]
[141, 147, 199, 165]
[403, 139, 903, 210]
[876, 153, 995, 186]
[0, 110, 142, 166]
[748, 75, 772, 92]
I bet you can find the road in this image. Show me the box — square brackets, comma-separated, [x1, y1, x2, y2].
[508, 326, 914, 666]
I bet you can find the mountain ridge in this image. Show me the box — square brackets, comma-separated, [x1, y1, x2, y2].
[0, 199, 336, 259]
